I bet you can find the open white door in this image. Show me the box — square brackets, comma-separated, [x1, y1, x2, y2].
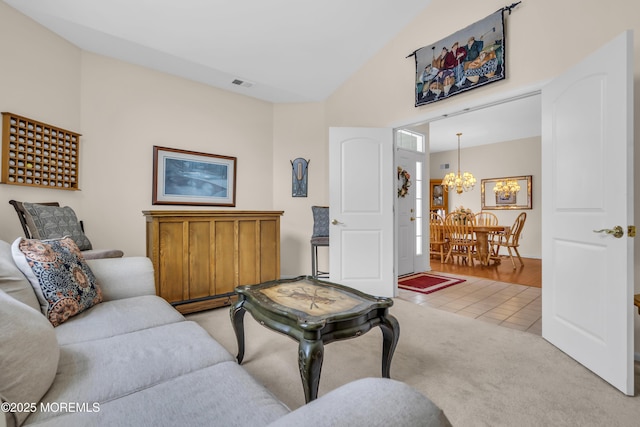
[541, 31, 634, 395]
[329, 127, 395, 297]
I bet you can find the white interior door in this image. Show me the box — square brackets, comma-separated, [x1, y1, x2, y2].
[329, 127, 395, 298]
[541, 31, 634, 395]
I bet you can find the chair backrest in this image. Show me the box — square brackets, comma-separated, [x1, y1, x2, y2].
[444, 212, 474, 241]
[311, 206, 330, 238]
[509, 212, 527, 245]
[429, 212, 444, 242]
[474, 211, 498, 226]
[9, 200, 61, 239]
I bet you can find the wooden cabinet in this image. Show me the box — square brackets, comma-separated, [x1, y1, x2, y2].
[143, 210, 283, 314]
[429, 179, 448, 216]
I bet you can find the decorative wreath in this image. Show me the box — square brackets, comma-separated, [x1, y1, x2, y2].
[397, 166, 411, 198]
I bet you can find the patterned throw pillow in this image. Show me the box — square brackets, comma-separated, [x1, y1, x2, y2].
[11, 237, 103, 326]
[22, 202, 93, 251]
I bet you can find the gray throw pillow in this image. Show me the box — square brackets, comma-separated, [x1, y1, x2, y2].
[22, 202, 92, 250]
[0, 290, 60, 427]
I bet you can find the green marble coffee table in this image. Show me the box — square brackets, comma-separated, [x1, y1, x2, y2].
[230, 275, 399, 403]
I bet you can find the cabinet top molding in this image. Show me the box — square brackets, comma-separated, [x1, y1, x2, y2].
[142, 210, 284, 218]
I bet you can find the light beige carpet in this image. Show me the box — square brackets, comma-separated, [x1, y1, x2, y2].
[187, 299, 640, 426]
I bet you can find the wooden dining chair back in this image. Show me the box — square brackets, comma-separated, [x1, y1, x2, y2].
[473, 211, 498, 226]
[429, 212, 447, 263]
[443, 213, 476, 265]
[491, 212, 527, 269]
[473, 211, 499, 263]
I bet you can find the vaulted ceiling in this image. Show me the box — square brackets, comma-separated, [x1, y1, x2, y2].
[4, 0, 431, 103]
[4, 0, 541, 148]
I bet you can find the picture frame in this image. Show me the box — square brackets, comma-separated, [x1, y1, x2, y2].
[413, 10, 505, 107]
[481, 175, 532, 210]
[152, 146, 236, 206]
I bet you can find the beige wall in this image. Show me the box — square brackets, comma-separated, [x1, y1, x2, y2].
[78, 53, 274, 256]
[430, 137, 541, 258]
[0, 3, 82, 240]
[272, 103, 327, 277]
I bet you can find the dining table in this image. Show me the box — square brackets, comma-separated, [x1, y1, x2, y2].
[473, 225, 510, 266]
[434, 224, 510, 266]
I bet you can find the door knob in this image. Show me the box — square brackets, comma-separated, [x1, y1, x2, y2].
[410, 217, 415, 221]
[331, 219, 342, 225]
[593, 226, 624, 238]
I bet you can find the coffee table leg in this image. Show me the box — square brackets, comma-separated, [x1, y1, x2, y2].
[230, 300, 246, 364]
[298, 338, 324, 403]
[379, 314, 400, 378]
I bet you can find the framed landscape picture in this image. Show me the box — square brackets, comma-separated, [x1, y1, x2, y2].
[152, 146, 236, 206]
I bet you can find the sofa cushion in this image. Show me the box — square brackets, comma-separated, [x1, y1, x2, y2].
[11, 237, 103, 326]
[27, 321, 239, 425]
[25, 362, 289, 427]
[0, 290, 60, 427]
[0, 240, 40, 311]
[22, 203, 92, 250]
[54, 295, 185, 346]
[85, 257, 156, 301]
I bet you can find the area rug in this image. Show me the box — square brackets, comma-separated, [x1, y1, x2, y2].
[398, 272, 465, 294]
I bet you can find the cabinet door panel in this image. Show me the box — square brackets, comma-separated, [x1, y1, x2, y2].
[238, 220, 258, 285]
[189, 221, 212, 299]
[260, 220, 278, 282]
[214, 220, 236, 294]
[158, 222, 185, 303]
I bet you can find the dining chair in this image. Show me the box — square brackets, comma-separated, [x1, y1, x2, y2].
[429, 212, 447, 263]
[473, 211, 499, 264]
[444, 212, 476, 265]
[473, 211, 498, 226]
[490, 212, 527, 269]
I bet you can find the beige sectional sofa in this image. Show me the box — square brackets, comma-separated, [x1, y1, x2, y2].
[0, 238, 450, 427]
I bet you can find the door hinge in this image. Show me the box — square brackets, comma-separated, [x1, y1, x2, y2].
[628, 225, 636, 238]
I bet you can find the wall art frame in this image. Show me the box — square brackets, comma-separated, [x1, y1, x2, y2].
[291, 157, 309, 197]
[152, 146, 236, 206]
[480, 175, 532, 210]
[412, 9, 506, 107]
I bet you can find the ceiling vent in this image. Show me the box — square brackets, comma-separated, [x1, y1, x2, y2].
[231, 79, 253, 88]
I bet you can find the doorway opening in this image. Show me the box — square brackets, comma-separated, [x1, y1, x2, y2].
[397, 92, 542, 287]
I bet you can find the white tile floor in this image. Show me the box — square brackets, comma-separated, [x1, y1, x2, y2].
[397, 274, 542, 335]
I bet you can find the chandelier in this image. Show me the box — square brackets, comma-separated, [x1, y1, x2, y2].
[442, 132, 476, 194]
[493, 179, 521, 198]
